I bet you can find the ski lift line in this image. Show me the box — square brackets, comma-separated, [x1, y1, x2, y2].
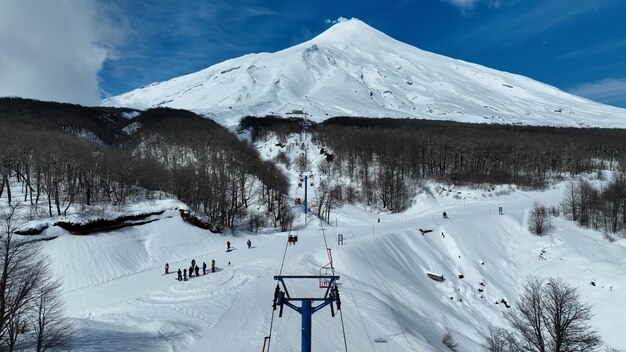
[265, 239, 291, 352]
[265, 313, 276, 352]
[318, 224, 349, 352]
[339, 306, 349, 352]
[319, 224, 331, 263]
[278, 235, 290, 277]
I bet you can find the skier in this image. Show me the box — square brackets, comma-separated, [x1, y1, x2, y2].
[189, 265, 194, 278]
[191, 259, 196, 268]
[227, 241, 231, 251]
[443, 211, 448, 219]
[177, 268, 182, 281]
[202, 262, 207, 275]
[165, 263, 169, 274]
[195, 265, 200, 277]
[247, 239, 252, 249]
[211, 259, 216, 273]
[183, 268, 187, 281]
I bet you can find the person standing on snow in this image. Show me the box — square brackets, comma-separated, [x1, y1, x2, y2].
[227, 241, 231, 251]
[189, 265, 194, 278]
[247, 239, 252, 249]
[183, 268, 187, 281]
[211, 259, 216, 273]
[202, 262, 207, 275]
[177, 268, 182, 281]
[191, 259, 196, 268]
[195, 265, 200, 277]
[165, 263, 169, 274]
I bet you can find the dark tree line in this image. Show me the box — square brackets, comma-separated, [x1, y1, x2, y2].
[240, 116, 626, 213]
[0, 124, 162, 217]
[0, 100, 291, 230]
[123, 109, 291, 228]
[238, 115, 306, 143]
[0, 97, 134, 145]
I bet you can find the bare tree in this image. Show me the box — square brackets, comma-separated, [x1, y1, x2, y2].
[542, 278, 601, 352]
[442, 330, 458, 351]
[32, 279, 74, 352]
[529, 202, 551, 236]
[0, 204, 73, 351]
[484, 326, 515, 352]
[0, 203, 39, 347]
[497, 277, 602, 352]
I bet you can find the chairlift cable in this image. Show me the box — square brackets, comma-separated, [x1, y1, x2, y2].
[278, 234, 290, 276]
[265, 237, 291, 352]
[322, 224, 350, 352]
[339, 308, 349, 352]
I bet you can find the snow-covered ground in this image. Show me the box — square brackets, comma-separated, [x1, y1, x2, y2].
[4, 181, 618, 351]
[1, 128, 623, 351]
[103, 18, 626, 129]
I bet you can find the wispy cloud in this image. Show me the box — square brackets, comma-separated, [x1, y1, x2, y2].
[0, 0, 125, 104]
[101, 0, 292, 94]
[570, 78, 626, 104]
[557, 38, 626, 61]
[449, 0, 617, 53]
[441, 0, 518, 13]
[580, 60, 626, 74]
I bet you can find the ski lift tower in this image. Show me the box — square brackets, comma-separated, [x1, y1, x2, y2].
[302, 114, 311, 215]
[272, 275, 341, 352]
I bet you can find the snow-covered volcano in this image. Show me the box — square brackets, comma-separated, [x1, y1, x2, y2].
[103, 18, 626, 128]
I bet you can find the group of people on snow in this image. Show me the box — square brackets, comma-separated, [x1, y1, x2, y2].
[164, 238, 255, 282]
[166, 258, 217, 281]
[226, 239, 253, 251]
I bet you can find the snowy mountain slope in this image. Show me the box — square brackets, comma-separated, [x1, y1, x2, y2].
[31, 183, 626, 352]
[103, 18, 626, 128]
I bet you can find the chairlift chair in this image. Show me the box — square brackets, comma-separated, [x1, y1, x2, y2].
[319, 248, 335, 288]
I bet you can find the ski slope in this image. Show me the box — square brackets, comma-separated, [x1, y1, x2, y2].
[29, 183, 626, 351]
[103, 18, 626, 128]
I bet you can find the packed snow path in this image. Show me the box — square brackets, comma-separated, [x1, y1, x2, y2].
[36, 184, 626, 351]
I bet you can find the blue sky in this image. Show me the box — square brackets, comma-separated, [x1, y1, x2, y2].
[1, 0, 625, 107]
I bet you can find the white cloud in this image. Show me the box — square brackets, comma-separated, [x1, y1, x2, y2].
[324, 16, 351, 25]
[570, 78, 626, 104]
[0, 0, 124, 105]
[443, 0, 479, 9]
[442, 0, 518, 11]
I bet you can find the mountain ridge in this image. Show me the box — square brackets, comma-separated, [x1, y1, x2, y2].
[103, 18, 626, 128]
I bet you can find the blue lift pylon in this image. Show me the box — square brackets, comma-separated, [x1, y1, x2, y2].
[304, 175, 308, 214]
[272, 275, 341, 352]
